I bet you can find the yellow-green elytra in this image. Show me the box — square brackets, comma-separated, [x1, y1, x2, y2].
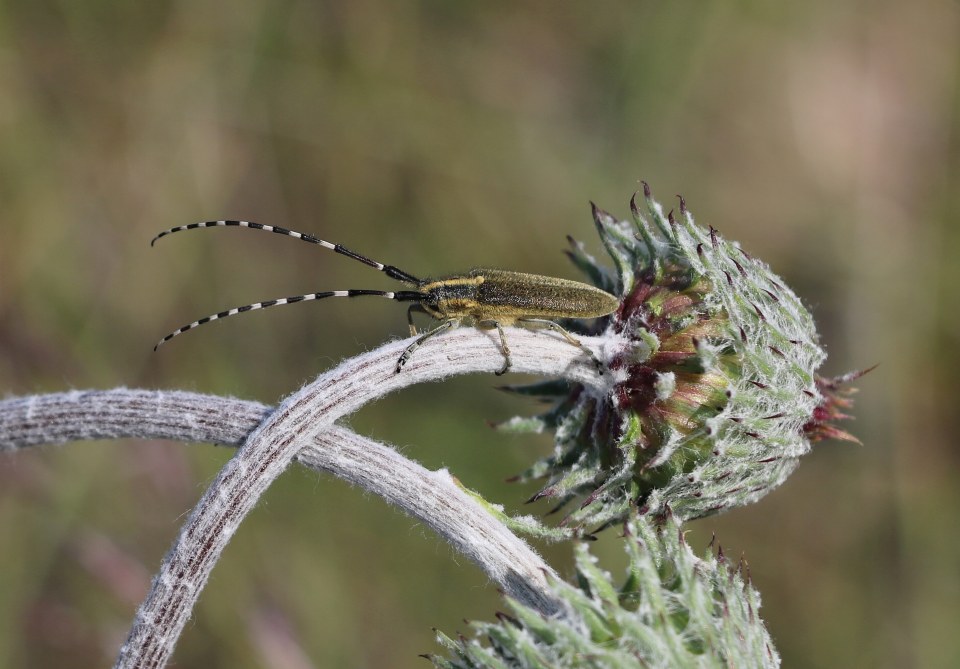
[151, 222, 619, 375]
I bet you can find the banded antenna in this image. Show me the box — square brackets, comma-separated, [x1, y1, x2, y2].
[151, 220, 424, 350]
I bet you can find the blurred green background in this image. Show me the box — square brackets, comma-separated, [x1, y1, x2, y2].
[1, 1, 958, 667]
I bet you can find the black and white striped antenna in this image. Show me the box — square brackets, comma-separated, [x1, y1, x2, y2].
[151, 220, 424, 350]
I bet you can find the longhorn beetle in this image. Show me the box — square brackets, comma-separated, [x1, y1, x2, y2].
[151, 221, 619, 375]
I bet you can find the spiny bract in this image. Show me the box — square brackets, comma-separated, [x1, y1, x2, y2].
[428, 512, 779, 669]
[501, 186, 845, 537]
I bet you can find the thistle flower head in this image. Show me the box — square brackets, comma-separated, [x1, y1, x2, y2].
[427, 512, 780, 668]
[501, 186, 861, 537]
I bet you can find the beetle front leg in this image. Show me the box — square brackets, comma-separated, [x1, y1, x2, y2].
[406, 304, 429, 336]
[396, 318, 457, 373]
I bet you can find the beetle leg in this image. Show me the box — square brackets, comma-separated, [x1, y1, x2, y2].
[516, 318, 604, 375]
[396, 318, 457, 373]
[406, 303, 429, 336]
[477, 319, 511, 376]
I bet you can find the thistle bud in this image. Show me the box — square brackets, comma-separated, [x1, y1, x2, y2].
[502, 188, 862, 537]
[428, 512, 779, 668]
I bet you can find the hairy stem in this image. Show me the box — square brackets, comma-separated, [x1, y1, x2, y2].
[0, 388, 271, 450]
[0, 386, 560, 614]
[1, 327, 609, 668]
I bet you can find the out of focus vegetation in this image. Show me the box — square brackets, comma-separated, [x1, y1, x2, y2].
[1, 2, 957, 667]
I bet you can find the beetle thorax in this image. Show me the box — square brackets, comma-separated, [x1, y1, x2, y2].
[419, 274, 484, 320]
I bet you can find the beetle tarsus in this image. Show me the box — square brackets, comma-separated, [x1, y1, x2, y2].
[395, 319, 457, 373]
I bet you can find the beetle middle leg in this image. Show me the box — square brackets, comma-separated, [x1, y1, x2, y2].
[477, 319, 511, 376]
[396, 318, 458, 373]
[516, 318, 604, 374]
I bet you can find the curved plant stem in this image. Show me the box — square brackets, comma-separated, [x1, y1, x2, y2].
[0, 386, 564, 610]
[1, 327, 610, 668]
[0, 388, 271, 450]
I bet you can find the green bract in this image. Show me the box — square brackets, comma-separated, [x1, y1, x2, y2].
[428, 512, 779, 669]
[502, 187, 827, 536]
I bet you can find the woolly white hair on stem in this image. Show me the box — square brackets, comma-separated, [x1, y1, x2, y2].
[0, 388, 559, 614]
